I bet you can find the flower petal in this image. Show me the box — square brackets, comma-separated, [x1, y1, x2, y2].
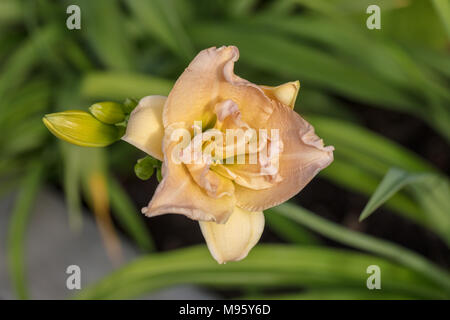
[143, 138, 236, 223]
[122, 95, 166, 160]
[235, 102, 334, 211]
[185, 162, 235, 199]
[260, 81, 300, 109]
[199, 206, 264, 264]
[163, 46, 273, 130]
[212, 157, 274, 190]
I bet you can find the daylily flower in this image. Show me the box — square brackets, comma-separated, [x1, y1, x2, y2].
[122, 46, 334, 264]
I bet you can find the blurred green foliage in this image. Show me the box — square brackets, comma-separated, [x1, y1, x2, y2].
[1, 0, 449, 300]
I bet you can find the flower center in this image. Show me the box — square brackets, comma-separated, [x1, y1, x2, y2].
[174, 99, 284, 198]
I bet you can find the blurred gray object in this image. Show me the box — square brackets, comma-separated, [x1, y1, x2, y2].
[0, 188, 216, 300]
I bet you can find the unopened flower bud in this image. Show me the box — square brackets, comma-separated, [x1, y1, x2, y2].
[89, 101, 126, 124]
[123, 97, 139, 114]
[43, 110, 123, 147]
[134, 157, 156, 180]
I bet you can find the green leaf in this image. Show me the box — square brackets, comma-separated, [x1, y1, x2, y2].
[61, 143, 83, 231]
[0, 79, 51, 129]
[0, 25, 59, 111]
[357, 166, 450, 244]
[268, 203, 450, 293]
[431, 0, 450, 39]
[323, 159, 425, 225]
[307, 115, 450, 240]
[227, 0, 258, 17]
[191, 17, 450, 141]
[253, 14, 443, 96]
[360, 168, 430, 221]
[77, 0, 135, 71]
[190, 22, 416, 110]
[265, 212, 319, 245]
[125, 0, 194, 61]
[409, 174, 450, 245]
[297, 88, 357, 121]
[7, 160, 45, 299]
[408, 45, 450, 79]
[61, 39, 94, 73]
[0, 0, 22, 25]
[108, 177, 155, 252]
[308, 116, 435, 173]
[75, 245, 446, 300]
[81, 72, 173, 101]
[1, 117, 47, 157]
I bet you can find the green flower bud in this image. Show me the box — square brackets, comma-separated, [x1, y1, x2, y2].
[134, 156, 161, 180]
[89, 101, 126, 124]
[43, 110, 122, 147]
[123, 97, 139, 114]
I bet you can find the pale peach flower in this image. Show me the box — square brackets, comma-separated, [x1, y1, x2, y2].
[122, 46, 334, 264]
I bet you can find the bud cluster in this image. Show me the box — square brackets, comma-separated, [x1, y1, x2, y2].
[42, 98, 139, 147]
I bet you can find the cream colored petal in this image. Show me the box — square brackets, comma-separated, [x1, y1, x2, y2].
[260, 81, 300, 109]
[185, 162, 235, 199]
[143, 139, 236, 223]
[211, 99, 260, 160]
[163, 46, 273, 130]
[212, 157, 274, 191]
[199, 206, 264, 264]
[175, 122, 235, 199]
[235, 102, 334, 211]
[210, 100, 278, 191]
[213, 99, 247, 130]
[122, 95, 166, 160]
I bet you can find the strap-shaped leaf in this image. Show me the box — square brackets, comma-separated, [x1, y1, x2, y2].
[359, 168, 429, 222]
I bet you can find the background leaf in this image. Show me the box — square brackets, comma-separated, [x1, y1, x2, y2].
[7, 160, 45, 299]
[75, 245, 447, 300]
[108, 177, 155, 252]
[267, 203, 450, 293]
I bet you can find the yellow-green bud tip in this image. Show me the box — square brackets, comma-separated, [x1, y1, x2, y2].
[43, 110, 122, 147]
[89, 101, 125, 124]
